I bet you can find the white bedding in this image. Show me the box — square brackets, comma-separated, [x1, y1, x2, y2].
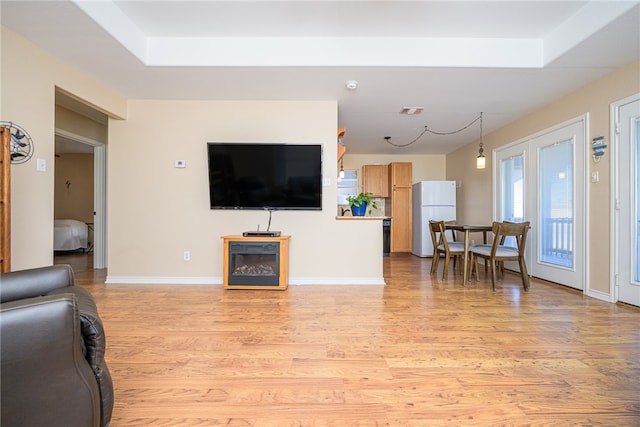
[54, 219, 88, 251]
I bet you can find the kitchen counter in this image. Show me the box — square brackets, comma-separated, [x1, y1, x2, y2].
[335, 216, 389, 220]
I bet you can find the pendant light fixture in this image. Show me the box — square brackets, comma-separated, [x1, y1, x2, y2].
[476, 112, 486, 169]
[339, 158, 345, 178]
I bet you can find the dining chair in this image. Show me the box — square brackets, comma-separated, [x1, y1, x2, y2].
[469, 221, 530, 291]
[429, 220, 465, 280]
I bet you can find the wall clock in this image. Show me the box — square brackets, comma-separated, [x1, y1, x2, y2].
[0, 121, 34, 164]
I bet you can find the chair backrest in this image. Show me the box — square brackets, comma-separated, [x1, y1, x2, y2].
[492, 221, 530, 257]
[428, 220, 442, 249]
[428, 220, 451, 251]
[444, 220, 457, 241]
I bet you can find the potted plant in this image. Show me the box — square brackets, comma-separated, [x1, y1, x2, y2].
[346, 192, 378, 216]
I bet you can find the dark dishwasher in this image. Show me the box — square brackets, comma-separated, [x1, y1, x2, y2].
[383, 218, 391, 256]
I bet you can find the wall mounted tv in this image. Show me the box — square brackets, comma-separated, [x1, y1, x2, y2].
[207, 143, 323, 210]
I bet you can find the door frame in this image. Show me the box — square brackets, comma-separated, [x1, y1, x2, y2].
[611, 93, 640, 303]
[492, 115, 588, 293]
[54, 128, 107, 269]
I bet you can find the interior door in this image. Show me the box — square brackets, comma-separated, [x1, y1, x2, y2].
[615, 94, 640, 306]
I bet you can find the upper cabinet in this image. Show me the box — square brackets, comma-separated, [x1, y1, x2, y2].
[362, 165, 389, 197]
[389, 162, 412, 188]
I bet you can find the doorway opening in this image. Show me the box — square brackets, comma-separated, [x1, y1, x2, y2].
[54, 91, 108, 270]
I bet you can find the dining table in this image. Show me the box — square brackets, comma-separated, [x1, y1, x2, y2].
[445, 223, 494, 287]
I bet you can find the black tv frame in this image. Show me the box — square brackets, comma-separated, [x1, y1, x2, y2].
[207, 142, 323, 211]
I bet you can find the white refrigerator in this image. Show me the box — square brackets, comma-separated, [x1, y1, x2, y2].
[411, 181, 457, 257]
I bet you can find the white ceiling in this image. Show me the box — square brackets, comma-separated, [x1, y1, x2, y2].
[2, 1, 639, 155]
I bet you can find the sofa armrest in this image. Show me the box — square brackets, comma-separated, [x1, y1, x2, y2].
[46, 286, 114, 427]
[0, 264, 75, 303]
[1, 294, 101, 427]
[48, 286, 106, 368]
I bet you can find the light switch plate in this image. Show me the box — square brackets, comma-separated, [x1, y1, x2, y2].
[36, 158, 46, 172]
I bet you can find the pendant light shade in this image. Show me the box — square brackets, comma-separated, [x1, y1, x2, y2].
[476, 151, 486, 169]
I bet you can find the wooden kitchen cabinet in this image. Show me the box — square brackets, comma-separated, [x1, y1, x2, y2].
[388, 162, 412, 253]
[362, 165, 389, 197]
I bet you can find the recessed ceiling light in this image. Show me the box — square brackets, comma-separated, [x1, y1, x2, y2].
[345, 80, 358, 90]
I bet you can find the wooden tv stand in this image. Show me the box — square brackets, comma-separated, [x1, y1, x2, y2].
[221, 235, 290, 290]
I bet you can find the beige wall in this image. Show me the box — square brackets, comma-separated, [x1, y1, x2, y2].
[54, 154, 94, 223]
[107, 100, 383, 283]
[446, 60, 640, 298]
[55, 105, 108, 143]
[1, 26, 126, 270]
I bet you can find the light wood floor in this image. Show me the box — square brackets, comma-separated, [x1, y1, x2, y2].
[55, 252, 640, 426]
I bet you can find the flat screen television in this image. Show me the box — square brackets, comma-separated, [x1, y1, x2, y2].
[207, 143, 323, 210]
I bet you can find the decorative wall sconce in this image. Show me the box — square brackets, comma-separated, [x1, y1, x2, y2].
[1, 121, 34, 164]
[592, 136, 607, 162]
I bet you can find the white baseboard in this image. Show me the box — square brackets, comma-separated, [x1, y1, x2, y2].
[105, 276, 220, 285]
[105, 276, 386, 286]
[586, 287, 614, 303]
[290, 277, 386, 285]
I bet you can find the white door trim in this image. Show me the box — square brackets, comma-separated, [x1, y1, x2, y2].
[54, 128, 107, 269]
[611, 93, 640, 304]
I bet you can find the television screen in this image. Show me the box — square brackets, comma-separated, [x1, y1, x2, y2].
[207, 143, 323, 210]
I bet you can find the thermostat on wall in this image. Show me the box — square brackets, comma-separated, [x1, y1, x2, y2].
[174, 160, 186, 168]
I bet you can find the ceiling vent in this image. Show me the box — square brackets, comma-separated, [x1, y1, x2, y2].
[399, 107, 424, 115]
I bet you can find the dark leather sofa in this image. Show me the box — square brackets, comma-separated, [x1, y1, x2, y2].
[1, 264, 113, 427]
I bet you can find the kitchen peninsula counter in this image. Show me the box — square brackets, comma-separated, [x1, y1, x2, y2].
[335, 216, 389, 220]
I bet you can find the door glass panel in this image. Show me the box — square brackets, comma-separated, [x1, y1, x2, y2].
[500, 155, 524, 248]
[501, 155, 524, 222]
[539, 140, 573, 268]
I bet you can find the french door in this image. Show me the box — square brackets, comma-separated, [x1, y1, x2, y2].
[614, 94, 640, 306]
[495, 117, 586, 290]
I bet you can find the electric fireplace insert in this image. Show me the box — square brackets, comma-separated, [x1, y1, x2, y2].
[222, 235, 290, 290]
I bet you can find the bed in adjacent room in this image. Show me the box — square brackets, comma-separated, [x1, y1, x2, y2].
[54, 219, 88, 251]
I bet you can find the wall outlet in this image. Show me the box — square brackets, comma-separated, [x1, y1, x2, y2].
[175, 160, 186, 168]
[183, 250, 190, 261]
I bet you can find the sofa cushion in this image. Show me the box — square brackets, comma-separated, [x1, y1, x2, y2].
[0, 264, 75, 303]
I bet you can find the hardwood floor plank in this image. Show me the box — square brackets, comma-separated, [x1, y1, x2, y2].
[55, 252, 640, 425]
